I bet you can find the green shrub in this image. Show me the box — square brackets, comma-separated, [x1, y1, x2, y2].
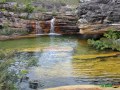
[0, 0, 6, 3]
[52, 11, 58, 16]
[104, 29, 120, 39]
[0, 27, 29, 36]
[24, 3, 34, 14]
[0, 50, 39, 90]
[35, 7, 47, 12]
[88, 29, 120, 51]
[27, 57, 38, 67]
[0, 50, 17, 90]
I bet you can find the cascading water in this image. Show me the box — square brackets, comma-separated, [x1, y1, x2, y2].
[50, 17, 55, 34]
[49, 17, 61, 35]
[36, 21, 42, 35]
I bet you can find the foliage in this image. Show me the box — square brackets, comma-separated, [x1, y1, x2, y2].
[52, 11, 58, 16]
[0, 50, 17, 90]
[35, 7, 47, 12]
[0, 0, 6, 3]
[104, 29, 120, 39]
[0, 50, 39, 90]
[88, 29, 120, 51]
[0, 9, 6, 12]
[0, 28, 29, 35]
[27, 57, 38, 67]
[0, 0, 79, 5]
[20, 70, 28, 75]
[0, 25, 29, 35]
[0, 49, 16, 59]
[24, 3, 34, 14]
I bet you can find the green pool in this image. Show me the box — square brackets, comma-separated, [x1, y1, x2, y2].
[0, 35, 120, 89]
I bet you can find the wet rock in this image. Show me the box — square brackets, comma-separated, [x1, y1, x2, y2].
[0, 25, 3, 29]
[29, 80, 39, 89]
[43, 46, 73, 52]
[26, 21, 36, 33]
[20, 48, 42, 52]
[73, 52, 120, 60]
[20, 76, 29, 83]
[26, 13, 79, 34]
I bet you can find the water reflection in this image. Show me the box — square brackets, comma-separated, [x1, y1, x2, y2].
[0, 36, 120, 89]
[72, 57, 120, 77]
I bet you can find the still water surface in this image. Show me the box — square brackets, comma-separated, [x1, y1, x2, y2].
[0, 35, 120, 89]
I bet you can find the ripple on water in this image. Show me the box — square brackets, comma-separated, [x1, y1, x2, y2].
[0, 36, 120, 89]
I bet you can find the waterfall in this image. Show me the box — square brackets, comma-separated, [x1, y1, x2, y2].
[49, 17, 61, 35]
[50, 17, 55, 34]
[36, 21, 42, 35]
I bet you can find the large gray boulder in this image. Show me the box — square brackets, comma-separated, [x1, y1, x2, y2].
[77, 0, 120, 23]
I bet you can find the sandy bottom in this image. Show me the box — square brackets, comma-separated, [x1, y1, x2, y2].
[45, 85, 120, 90]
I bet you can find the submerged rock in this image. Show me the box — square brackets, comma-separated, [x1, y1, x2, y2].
[43, 46, 73, 52]
[20, 48, 42, 52]
[46, 85, 103, 90]
[73, 52, 120, 60]
[29, 80, 39, 89]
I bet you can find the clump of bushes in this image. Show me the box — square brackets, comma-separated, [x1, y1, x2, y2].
[0, 25, 29, 36]
[88, 29, 120, 51]
[0, 28, 29, 35]
[24, 3, 34, 18]
[35, 7, 47, 12]
[0, 50, 18, 90]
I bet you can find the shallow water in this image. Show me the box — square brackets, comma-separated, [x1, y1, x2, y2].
[0, 35, 120, 89]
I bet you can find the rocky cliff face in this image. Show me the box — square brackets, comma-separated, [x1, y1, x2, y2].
[77, 0, 120, 35]
[27, 13, 79, 34]
[77, 0, 120, 23]
[0, 2, 79, 36]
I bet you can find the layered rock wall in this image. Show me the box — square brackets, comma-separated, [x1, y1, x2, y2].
[77, 0, 120, 23]
[77, 0, 120, 35]
[0, 2, 79, 35]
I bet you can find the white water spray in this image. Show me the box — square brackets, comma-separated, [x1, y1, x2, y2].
[50, 17, 55, 34]
[49, 17, 61, 35]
